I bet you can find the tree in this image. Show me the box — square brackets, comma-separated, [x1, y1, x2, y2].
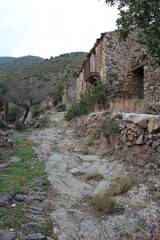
[105, 0, 160, 64]
[6, 79, 48, 122]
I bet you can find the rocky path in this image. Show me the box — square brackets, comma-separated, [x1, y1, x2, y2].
[29, 112, 160, 240]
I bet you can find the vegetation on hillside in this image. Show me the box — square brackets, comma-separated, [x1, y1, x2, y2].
[0, 56, 44, 74]
[105, 0, 160, 64]
[0, 52, 87, 121]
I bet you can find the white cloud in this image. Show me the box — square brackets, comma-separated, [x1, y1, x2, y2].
[0, 0, 118, 58]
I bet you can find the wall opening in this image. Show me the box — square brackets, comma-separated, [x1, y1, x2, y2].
[132, 64, 144, 99]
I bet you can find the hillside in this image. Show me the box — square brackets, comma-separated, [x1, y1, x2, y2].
[17, 52, 86, 83]
[0, 52, 87, 104]
[0, 56, 44, 74]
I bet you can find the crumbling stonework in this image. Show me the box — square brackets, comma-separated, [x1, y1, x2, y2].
[71, 112, 160, 168]
[77, 31, 160, 103]
[62, 84, 76, 107]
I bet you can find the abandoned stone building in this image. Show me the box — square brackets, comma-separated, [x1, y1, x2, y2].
[76, 31, 160, 104]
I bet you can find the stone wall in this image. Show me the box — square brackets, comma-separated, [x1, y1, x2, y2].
[144, 66, 160, 101]
[104, 31, 144, 100]
[76, 69, 86, 100]
[63, 84, 77, 107]
[71, 112, 160, 165]
[95, 34, 106, 82]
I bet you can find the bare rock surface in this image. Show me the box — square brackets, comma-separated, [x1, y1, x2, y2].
[29, 111, 160, 240]
[0, 193, 12, 207]
[0, 230, 16, 240]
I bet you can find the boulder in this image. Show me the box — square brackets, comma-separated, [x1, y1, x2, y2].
[0, 230, 16, 240]
[0, 193, 12, 207]
[136, 135, 144, 145]
[23, 222, 41, 231]
[148, 116, 160, 133]
[24, 233, 47, 240]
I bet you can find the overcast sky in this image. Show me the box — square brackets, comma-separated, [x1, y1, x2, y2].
[0, 0, 118, 59]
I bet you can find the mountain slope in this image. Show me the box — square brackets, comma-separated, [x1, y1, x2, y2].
[0, 55, 44, 74]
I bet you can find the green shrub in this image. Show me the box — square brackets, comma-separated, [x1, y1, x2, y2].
[15, 121, 26, 131]
[55, 103, 66, 112]
[31, 104, 44, 118]
[65, 81, 106, 121]
[8, 103, 24, 123]
[65, 102, 89, 121]
[102, 118, 119, 137]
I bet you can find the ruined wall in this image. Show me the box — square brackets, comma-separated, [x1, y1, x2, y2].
[76, 69, 86, 100]
[63, 84, 77, 107]
[95, 34, 106, 82]
[104, 31, 144, 101]
[144, 66, 160, 102]
[76, 31, 160, 103]
[104, 31, 160, 102]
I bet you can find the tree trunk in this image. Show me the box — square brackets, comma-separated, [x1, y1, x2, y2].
[22, 107, 30, 123]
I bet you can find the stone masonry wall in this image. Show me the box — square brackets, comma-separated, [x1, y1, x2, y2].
[144, 66, 160, 101]
[104, 31, 144, 100]
[63, 84, 76, 107]
[72, 112, 160, 167]
[95, 34, 106, 82]
[76, 31, 160, 103]
[76, 69, 86, 100]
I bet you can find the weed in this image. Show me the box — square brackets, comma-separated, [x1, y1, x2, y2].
[85, 173, 103, 181]
[102, 118, 119, 137]
[40, 223, 51, 233]
[79, 149, 89, 155]
[90, 194, 117, 214]
[114, 112, 123, 119]
[84, 135, 95, 146]
[107, 176, 133, 196]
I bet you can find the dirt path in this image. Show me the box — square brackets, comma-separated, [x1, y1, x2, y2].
[29, 112, 159, 240]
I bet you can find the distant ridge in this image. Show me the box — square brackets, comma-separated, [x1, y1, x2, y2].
[0, 55, 44, 74]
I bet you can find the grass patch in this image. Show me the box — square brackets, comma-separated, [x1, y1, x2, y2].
[90, 195, 117, 214]
[107, 176, 133, 196]
[0, 206, 26, 229]
[85, 173, 103, 181]
[90, 176, 134, 214]
[78, 148, 89, 155]
[12, 138, 37, 161]
[0, 138, 44, 195]
[0, 160, 44, 195]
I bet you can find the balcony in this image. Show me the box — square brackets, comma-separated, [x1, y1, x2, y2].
[84, 57, 99, 85]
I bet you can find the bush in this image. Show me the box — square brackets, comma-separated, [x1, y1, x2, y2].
[102, 118, 119, 137]
[8, 103, 24, 123]
[65, 81, 106, 121]
[55, 103, 66, 112]
[31, 104, 44, 118]
[90, 195, 117, 214]
[15, 121, 26, 131]
[65, 102, 89, 121]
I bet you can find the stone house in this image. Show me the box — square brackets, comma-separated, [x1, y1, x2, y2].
[76, 31, 160, 104]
